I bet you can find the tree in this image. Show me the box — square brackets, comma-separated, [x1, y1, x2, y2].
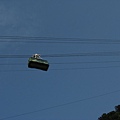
[98, 105, 120, 120]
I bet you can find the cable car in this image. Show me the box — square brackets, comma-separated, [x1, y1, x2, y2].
[28, 54, 49, 71]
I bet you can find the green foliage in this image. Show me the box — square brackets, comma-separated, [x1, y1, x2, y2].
[98, 105, 120, 120]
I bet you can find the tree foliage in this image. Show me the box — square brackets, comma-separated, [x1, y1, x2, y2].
[98, 105, 120, 120]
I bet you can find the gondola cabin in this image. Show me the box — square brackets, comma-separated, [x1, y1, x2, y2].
[28, 54, 49, 71]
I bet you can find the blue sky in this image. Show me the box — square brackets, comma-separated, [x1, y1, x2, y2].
[0, 1, 120, 120]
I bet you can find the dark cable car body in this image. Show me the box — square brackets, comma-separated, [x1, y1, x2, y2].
[28, 54, 49, 71]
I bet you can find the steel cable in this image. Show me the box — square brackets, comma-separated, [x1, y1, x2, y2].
[0, 51, 120, 58]
[0, 89, 120, 120]
[0, 36, 120, 44]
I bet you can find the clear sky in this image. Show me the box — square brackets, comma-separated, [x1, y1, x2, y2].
[0, 0, 120, 120]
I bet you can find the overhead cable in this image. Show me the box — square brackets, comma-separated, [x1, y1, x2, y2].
[0, 36, 120, 44]
[1, 60, 120, 65]
[0, 89, 120, 120]
[0, 65, 120, 72]
[0, 51, 120, 58]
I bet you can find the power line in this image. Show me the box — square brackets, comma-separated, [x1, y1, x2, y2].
[52, 60, 120, 64]
[0, 89, 120, 120]
[0, 36, 120, 44]
[1, 60, 120, 65]
[51, 65, 120, 70]
[0, 51, 120, 58]
[0, 65, 120, 72]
